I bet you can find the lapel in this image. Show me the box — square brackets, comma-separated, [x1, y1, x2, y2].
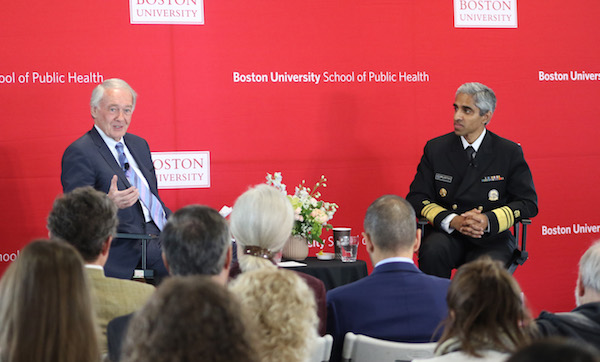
[455, 131, 496, 196]
[89, 127, 132, 188]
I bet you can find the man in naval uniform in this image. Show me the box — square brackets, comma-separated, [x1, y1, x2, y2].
[406, 82, 538, 278]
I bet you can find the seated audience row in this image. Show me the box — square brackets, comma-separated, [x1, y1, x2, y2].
[3, 184, 600, 362]
[110, 184, 322, 361]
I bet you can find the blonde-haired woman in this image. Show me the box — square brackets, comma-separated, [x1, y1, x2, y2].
[229, 183, 327, 335]
[230, 267, 319, 362]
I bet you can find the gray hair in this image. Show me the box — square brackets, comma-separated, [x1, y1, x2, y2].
[230, 184, 294, 271]
[363, 195, 416, 253]
[90, 78, 137, 110]
[579, 241, 600, 293]
[160, 205, 230, 276]
[456, 82, 496, 116]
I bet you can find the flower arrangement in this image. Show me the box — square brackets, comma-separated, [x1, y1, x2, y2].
[266, 172, 338, 244]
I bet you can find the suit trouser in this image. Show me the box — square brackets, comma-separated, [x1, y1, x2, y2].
[418, 227, 516, 279]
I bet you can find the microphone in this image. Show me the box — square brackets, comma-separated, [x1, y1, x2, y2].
[124, 162, 130, 171]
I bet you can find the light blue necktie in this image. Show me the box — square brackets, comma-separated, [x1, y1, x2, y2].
[115, 142, 166, 230]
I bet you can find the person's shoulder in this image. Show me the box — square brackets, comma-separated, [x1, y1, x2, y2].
[410, 268, 451, 290]
[424, 132, 458, 151]
[124, 132, 150, 146]
[124, 132, 151, 150]
[421, 272, 452, 286]
[98, 274, 156, 296]
[427, 132, 456, 144]
[535, 310, 560, 336]
[115, 277, 155, 291]
[576, 301, 600, 315]
[486, 130, 521, 150]
[378, 262, 449, 284]
[326, 276, 365, 300]
[124, 132, 146, 142]
[64, 128, 96, 149]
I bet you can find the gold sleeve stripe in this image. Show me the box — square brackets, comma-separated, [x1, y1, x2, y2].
[422, 203, 447, 224]
[492, 206, 514, 233]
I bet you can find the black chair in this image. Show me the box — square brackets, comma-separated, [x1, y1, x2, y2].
[507, 218, 531, 274]
[417, 218, 531, 274]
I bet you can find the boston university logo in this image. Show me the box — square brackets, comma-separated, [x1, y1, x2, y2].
[152, 151, 211, 189]
[454, 0, 518, 28]
[130, 0, 204, 25]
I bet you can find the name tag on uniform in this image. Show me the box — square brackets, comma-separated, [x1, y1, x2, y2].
[435, 173, 453, 183]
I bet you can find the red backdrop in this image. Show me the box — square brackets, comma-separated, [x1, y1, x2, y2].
[2, 0, 600, 315]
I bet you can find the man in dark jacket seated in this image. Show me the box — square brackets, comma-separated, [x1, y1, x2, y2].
[106, 205, 233, 362]
[536, 241, 600, 350]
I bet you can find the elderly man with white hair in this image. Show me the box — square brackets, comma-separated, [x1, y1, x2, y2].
[535, 241, 600, 349]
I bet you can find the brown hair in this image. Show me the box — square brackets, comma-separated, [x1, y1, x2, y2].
[437, 257, 532, 357]
[0, 239, 99, 362]
[122, 275, 257, 362]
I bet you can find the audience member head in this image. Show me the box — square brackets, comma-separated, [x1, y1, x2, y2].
[160, 205, 232, 284]
[363, 195, 419, 262]
[230, 184, 294, 272]
[507, 337, 600, 362]
[229, 268, 318, 362]
[47, 186, 118, 264]
[436, 256, 531, 357]
[576, 240, 600, 306]
[0, 239, 99, 362]
[456, 82, 496, 116]
[121, 275, 257, 362]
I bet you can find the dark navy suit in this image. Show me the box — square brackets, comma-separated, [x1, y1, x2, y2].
[326, 261, 450, 362]
[61, 127, 170, 279]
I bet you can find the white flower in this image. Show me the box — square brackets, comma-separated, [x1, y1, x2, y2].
[264, 172, 338, 243]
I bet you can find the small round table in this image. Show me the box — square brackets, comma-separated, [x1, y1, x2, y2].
[283, 257, 369, 290]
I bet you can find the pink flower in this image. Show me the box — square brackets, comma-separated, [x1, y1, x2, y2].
[311, 209, 329, 224]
